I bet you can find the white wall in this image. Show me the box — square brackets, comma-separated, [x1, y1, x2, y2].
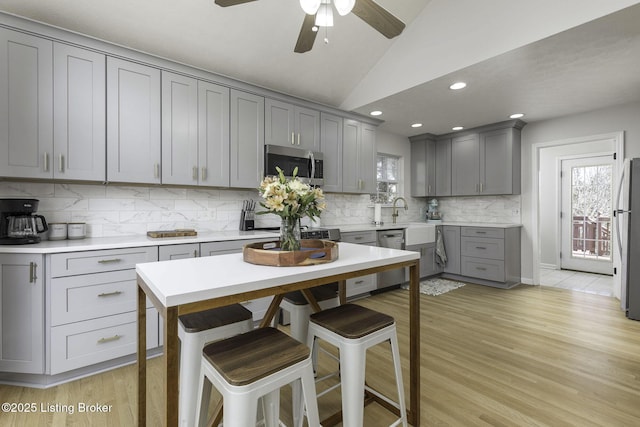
[521, 101, 640, 283]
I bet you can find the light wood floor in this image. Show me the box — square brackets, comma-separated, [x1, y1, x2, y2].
[2, 283, 640, 426]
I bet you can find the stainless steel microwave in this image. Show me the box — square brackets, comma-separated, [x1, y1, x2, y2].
[264, 145, 324, 186]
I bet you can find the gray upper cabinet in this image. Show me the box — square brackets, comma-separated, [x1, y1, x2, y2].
[410, 135, 436, 197]
[320, 112, 343, 193]
[230, 89, 264, 189]
[198, 80, 230, 187]
[480, 127, 521, 195]
[435, 138, 451, 196]
[451, 133, 481, 196]
[161, 71, 198, 185]
[107, 57, 161, 184]
[0, 28, 53, 179]
[53, 43, 106, 181]
[342, 119, 376, 194]
[265, 98, 320, 151]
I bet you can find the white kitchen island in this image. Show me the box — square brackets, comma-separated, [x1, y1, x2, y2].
[136, 241, 421, 426]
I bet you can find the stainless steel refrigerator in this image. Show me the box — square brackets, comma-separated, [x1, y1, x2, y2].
[617, 158, 640, 320]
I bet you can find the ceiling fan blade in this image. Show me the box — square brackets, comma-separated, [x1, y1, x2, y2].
[214, 0, 258, 6]
[294, 14, 318, 53]
[352, 0, 405, 39]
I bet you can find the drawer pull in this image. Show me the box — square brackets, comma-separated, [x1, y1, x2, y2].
[354, 237, 363, 240]
[475, 246, 487, 250]
[475, 231, 487, 234]
[476, 267, 487, 271]
[97, 335, 121, 344]
[354, 280, 364, 284]
[98, 291, 123, 297]
[97, 258, 122, 264]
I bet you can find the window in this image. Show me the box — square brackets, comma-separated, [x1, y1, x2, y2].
[373, 153, 400, 204]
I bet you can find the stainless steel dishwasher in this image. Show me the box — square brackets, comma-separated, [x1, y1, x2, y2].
[376, 229, 405, 290]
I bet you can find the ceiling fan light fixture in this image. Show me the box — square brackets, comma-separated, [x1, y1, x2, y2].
[315, 2, 334, 27]
[334, 0, 355, 16]
[300, 0, 321, 15]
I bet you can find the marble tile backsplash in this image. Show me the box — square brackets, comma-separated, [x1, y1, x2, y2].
[0, 181, 520, 238]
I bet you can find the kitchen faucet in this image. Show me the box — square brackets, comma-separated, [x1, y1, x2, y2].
[391, 197, 408, 224]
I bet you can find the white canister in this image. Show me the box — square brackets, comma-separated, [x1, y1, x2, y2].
[48, 223, 68, 240]
[67, 223, 86, 240]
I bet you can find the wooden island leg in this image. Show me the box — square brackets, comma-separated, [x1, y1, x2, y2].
[137, 284, 147, 426]
[164, 306, 179, 426]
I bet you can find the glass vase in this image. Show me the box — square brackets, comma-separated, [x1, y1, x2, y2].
[280, 217, 301, 251]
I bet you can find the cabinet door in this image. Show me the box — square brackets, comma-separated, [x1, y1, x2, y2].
[161, 71, 198, 185]
[451, 133, 480, 196]
[410, 140, 427, 197]
[159, 243, 200, 261]
[295, 105, 320, 151]
[342, 119, 361, 193]
[265, 98, 295, 147]
[198, 81, 230, 187]
[320, 112, 343, 192]
[53, 43, 105, 181]
[230, 89, 264, 188]
[0, 254, 44, 374]
[360, 123, 377, 193]
[0, 28, 53, 179]
[480, 128, 519, 195]
[425, 140, 436, 197]
[442, 226, 461, 275]
[107, 57, 161, 184]
[435, 138, 452, 196]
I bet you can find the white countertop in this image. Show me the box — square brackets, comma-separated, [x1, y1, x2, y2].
[136, 242, 419, 307]
[0, 230, 278, 254]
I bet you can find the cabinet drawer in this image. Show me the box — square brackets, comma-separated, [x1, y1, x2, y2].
[460, 227, 504, 239]
[460, 257, 505, 282]
[346, 273, 377, 298]
[50, 247, 158, 277]
[341, 231, 376, 245]
[50, 309, 158, 375]
[51, 270, 153, 326]
[460, 237, 504, 260]
[200, 238, 273, 256]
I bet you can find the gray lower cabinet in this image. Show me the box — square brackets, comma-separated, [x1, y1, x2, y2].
[441, 226, 461, 274]
[443, 226, 521, 288]
[406, 243, 441, 279]
[0, 254, 44, 374]
[341, 231, 378, 297]
[230, 89, 264, 189]
[107, 57, 161, 184]
[47, 247, 159, 375]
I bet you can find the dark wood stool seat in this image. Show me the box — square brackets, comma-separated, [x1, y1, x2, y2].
[309, 303, 395, 339]
[179, 304, 252, 333]
[203, 327, 310, 386]
[283, 282, 339, 305]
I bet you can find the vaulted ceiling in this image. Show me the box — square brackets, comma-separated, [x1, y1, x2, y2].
[1, 0, 639, 136]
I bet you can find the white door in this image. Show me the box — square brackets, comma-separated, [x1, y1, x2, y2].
[561, 156, 614, 274]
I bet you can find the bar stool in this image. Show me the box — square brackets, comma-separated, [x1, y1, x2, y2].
[306, 303, 408, 427]
[178, 304, 253, 427]
[195, 327, 320, 427]
[280, 282, 340, 343]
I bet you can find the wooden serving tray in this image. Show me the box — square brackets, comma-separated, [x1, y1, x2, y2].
[147, 229, 197, 238]
[243, 239, 338, 267]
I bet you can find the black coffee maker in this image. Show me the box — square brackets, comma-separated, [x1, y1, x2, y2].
[0, 199, 48, 244]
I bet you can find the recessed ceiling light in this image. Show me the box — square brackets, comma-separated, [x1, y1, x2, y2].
[452, 126, 464, 131]
[370, 110, 382, 116]
[449, 82, 467, 90]
[510, 113, 525, 119]
[411, 123, 423, 128]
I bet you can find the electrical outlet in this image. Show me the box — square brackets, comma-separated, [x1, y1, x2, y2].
[512, 208, 520, 215]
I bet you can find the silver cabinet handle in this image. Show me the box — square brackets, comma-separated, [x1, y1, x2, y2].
[59, 154, 64, 172]
[192, 166, 198, 181]
[354, 280, 364, 284]
[476, 266, 487, 271]
[297, 133, 300, 145]
[29, 262, 37, 283]
[354, 236, 363, 240]
[193, 250, 198, 258]
[291, 132, 295, 145]
[98, 258, 122, 264]
[475, 246, 487, 250]
[475, 231, 487, 234]
[480, 183, 484, 192]
[97, 335, 121, 344]
[154, 163, 160, 178]
[201, 167, 207, 181]
[98, 290, 123, 297]
[428, 184, 432, 194]
[44, 153, 49, 172]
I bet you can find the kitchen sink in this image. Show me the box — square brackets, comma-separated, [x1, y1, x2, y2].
[404, 223, 436, 245]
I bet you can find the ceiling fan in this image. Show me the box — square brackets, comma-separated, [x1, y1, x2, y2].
[214, 0, 406, 53]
